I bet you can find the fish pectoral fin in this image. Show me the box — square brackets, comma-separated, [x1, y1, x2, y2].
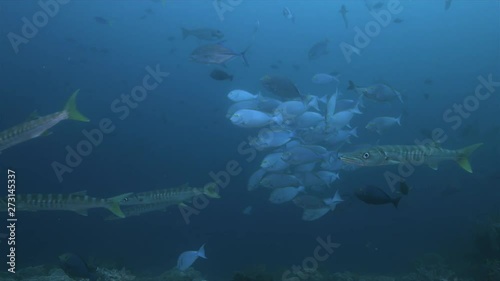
[41, 130, 53, 137]
[75, 209, 88, 216]
[427, 162, 439, 170]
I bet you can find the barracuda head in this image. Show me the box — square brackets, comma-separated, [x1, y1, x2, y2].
[338, 147, 392, 166]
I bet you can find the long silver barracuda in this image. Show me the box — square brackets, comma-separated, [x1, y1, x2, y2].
[0, 89, 89, 154]
[338, 143, 483, 173]
[0, 191, 132, 218]
[105, 201, 178, 220]
[121, 182, 220, 206]
[108, 182, 221, 219]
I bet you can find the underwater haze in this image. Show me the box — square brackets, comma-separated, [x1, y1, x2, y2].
[0, 0, 499, 280]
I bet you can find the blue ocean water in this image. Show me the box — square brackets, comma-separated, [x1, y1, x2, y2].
[0, 0, 499, 280]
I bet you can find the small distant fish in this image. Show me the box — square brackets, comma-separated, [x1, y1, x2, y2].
[423, 93, 430, 100]
[177, 244, 207, 271]
[339, 5, 348, 28]
[243, 206, 253, 215]
[145, 8, 154, 15]
[355, 185, 401, 208]
[94, 16, 111, 25]
[365, 115, 401, 135]
[283, 7, 295, 23]
[59, 253, 97, 281]
[312, 73, 340, 84]
[348, 81, 403, 103]
[293, 191, 343, 221]
[210, 69, 233, 81]
[445, 0, 452, 10]
[230, 109, 283, 128]
[393, 18, 403, 23]
[0, 90, 89, 154]
[269, 186, 305, 204]
[190, 43, 249, 66]
[227, 89, 260, 102]
[424, 78, 434, 85]
[167, 36, 176, 41]
[181, 27, 224, 41]
[308, 39, 330, 60]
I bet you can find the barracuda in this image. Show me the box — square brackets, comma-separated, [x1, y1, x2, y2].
[338, 143, 483, 173]
[105, 201, 178, 220]
[120, 182, 220, 207]
[0, 191, 132, 218]
[0, 89, 89, 154]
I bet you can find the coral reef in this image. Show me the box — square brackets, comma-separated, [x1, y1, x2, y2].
[96, 267, 136, 280]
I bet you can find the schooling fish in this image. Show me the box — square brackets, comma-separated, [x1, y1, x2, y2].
[339, 143, 483, 173]
[294, 191, 343, 221]
[308, 39, 330, 60]
[0, 90, 89, 154]
[190, 43, 249, 66]
[177, 244, 207, 271]
[355, 185, 401, 208]
[348, 81, 403, 103]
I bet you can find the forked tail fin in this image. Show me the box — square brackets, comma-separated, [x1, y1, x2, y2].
[64, 89, 90, 122]
[456, 143, 483, 173]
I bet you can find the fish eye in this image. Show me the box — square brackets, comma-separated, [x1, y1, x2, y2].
[362, 152, 370, 159]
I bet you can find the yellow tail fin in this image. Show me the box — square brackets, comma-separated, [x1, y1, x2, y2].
[203, 183, 221, 199]
[106, 192, 133, 218]
[64, 89, 90, 122]
[456, 143, 483, 173]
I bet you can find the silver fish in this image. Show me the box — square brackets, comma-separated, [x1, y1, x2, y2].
[190, 43, 249, 66]
[0, 90, 89, 154]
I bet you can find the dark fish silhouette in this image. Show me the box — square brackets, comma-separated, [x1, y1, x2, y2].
[210, 69, 233, 81]
[308, 39, 330, 60]
[393, 18, 403, 23]
[261, 75, 301, 99]
[355, 185, 402, 208]
[339, 5, 348, 28]
[445, 0, 452, 10]
[59, 253, 97, 281]
[94, 16, 110, 25]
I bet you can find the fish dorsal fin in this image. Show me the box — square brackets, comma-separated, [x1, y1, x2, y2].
[430, 141, 441, 148]
[174, 182, 190, 189]
[71, 190, 87, 196]
[26, 110, 39, 121]
[75, 209, 88, 216]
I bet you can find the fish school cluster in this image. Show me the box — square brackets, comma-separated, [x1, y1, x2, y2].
[225, 75, 482, 220]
